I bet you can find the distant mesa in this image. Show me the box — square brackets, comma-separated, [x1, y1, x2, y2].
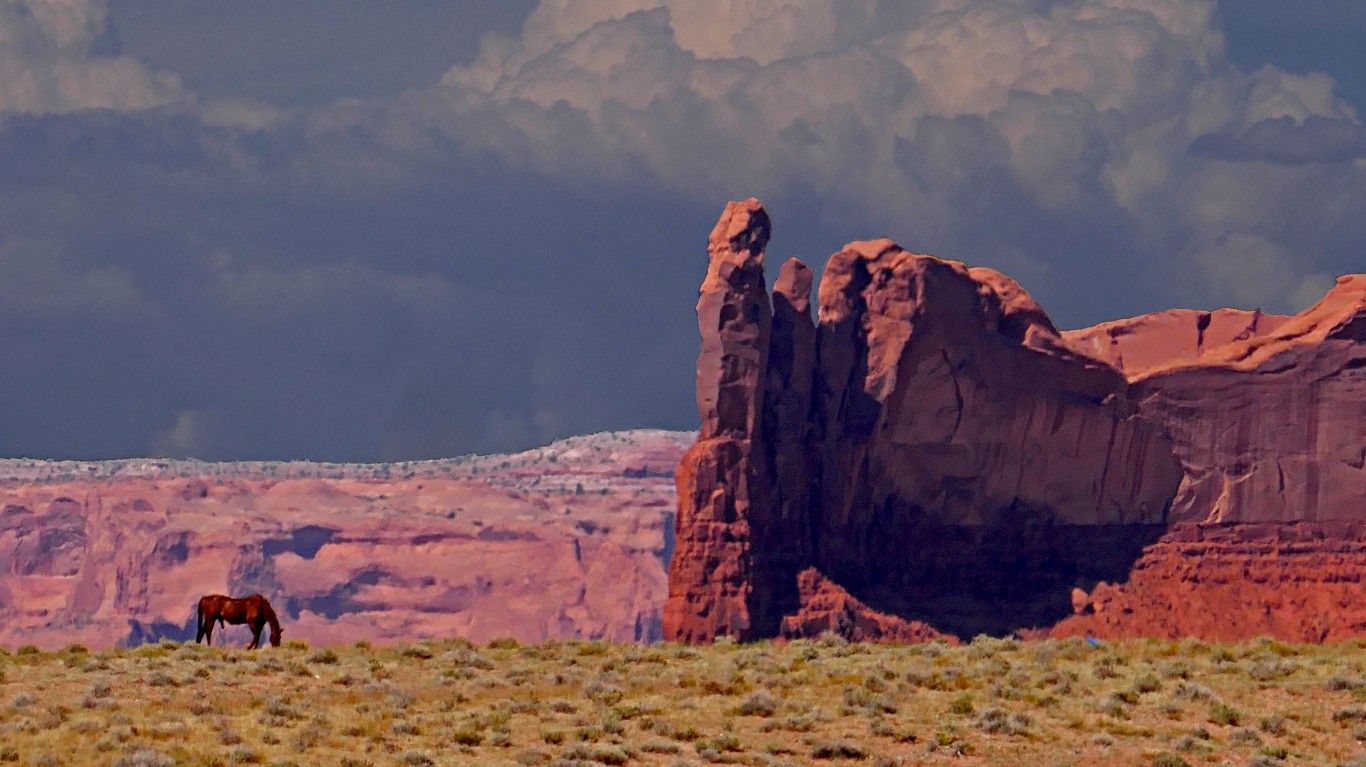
[0, 430, 692, 650]
[664, 198, 1366, 644]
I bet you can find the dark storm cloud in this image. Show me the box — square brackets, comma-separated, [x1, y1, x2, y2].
[103, 0, 538, 105]
[105, 0, 538, 105]
[2, 0, 1366, 462]
[1191, 116, 1366, 165]
[0, 106, 724, 461]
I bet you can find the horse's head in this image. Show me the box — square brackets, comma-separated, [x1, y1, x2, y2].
[269, 625, 283, 647]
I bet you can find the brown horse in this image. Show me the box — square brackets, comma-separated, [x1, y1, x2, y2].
[196, 593, 283, 649]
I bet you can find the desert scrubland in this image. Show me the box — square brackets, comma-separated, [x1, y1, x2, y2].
[2, 635, 1365, 767]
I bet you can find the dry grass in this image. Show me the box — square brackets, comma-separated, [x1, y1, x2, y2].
[1, 635, 1364, 766]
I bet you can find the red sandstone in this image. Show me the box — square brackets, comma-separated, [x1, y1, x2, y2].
[666, 199, 1366, 644]
[0, 431, 689, 649]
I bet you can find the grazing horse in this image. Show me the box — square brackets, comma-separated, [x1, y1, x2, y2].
[196, 593, 283, 649]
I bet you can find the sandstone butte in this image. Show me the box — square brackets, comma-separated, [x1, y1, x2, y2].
[0, 431, 690, 650]
[664, 198, 1366, 645]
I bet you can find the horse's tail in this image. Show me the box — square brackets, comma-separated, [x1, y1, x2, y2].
[195, 599, 204, 643]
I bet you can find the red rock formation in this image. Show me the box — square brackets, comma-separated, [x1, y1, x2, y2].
[1100, 275, 1365, 526]
[759, 258, 818, 634]
[663, 199, 777, 642]
[779, 568, 953, 644]
[1051, 522, 1366, 642]
[0, 430, 689, 650]
[1064, 308, 1291, 377]
[670, 199, 1366, 644]
[1041, 276, 1366, 641]
[810, 241, 1185, 638]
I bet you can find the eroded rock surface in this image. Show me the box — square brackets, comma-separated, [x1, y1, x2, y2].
[664, 199, 780, 643]
[0, 430, 689, 649]
[779, 568, 952, 645]
[667, 199, 1366, 644]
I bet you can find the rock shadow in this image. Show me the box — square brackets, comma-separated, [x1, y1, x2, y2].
[826, 515, 1168, 639]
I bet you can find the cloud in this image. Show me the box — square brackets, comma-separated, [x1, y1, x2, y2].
[104, 0, 538, 106]
[0, 237, 146, 316]
[0, 0, 184, 115]
[1188, 233, 1335, 312]
[1, 1, 1365, 461]
[418, 0, 1366, 319]
[1191, 115, 1366, 164]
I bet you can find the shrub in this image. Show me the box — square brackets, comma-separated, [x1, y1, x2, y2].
[1095, 695, 1128, 719]
[1327, 676, 1363, 692]
[1175, 682, 1213, 701]
[1209, 700, 1242, 726]
[111, 750, 174, 767]
[400, 644, 433, 660]
[810, 741, 868, 759]
[949, 694, 975, 716]
[1132, 673, 1162, 694]
[450, 726, 484, 746]
[391, 720, 420, 736]
[583, 682, 623, 706]
[736, 690, 777, 716]
[976, 707, 1009, 734]
[1332, 705, 1366, 724]
[695, 734, 742, 753]
[147, 671, 177, 687]
[307, 649, 339, 665]
[1259, 714, 1287, 736]
[1151, 753, 1191, 767]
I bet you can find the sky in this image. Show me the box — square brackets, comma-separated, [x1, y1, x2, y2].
[0, 1, 1363, 462]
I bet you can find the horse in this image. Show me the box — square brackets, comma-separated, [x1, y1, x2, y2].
[195, 593, 283, 649]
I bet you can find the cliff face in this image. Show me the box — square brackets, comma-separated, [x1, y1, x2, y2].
[0, 430, 690, 650]
[1073, 276, 1366, 526]
[664, 200, 792, 643]
[665, 200, 1366, 643]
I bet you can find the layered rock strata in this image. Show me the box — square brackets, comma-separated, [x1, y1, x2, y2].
[666, 199, 1366, 643]
[0, 430, 689, 650]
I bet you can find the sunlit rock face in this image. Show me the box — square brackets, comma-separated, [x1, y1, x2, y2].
[0, 430, 691, 650]
[667, 200, 1366, 644]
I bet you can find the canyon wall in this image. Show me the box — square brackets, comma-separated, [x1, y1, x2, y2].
[0, 430, 689, 650]
[665, 199, 1366, 643]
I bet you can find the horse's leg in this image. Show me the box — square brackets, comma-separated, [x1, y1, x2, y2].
[248, 621, 261, 650]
